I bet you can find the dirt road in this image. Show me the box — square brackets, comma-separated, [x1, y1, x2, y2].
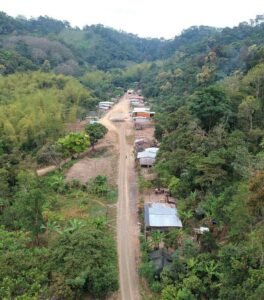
[101, 96, 140, 300]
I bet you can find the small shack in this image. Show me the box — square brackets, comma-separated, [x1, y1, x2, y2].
[98, 101, 114, 110]
[132, 107, 150, 112]
[144, 203, 182, 235]
[137, 151, 157, 159]
[132, 111, 155, 118]
[139, 157, 156, 167]
[134, 138, 155, 152]
[133, 117, 151, 130]
[145, 147, 159, 154]
[137, 148, 159, 159]
[85, 116, 99, 124]
[130, 94, 144, 100]
[130, 99, 144, 107]
[137, 148, 159, 166]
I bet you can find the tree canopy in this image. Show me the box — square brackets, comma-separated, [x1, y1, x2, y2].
[85, 123, 108, 148]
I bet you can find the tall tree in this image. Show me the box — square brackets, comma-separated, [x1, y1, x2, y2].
[85, 123, 108, 149]
[58, 132, 90, 157]
[189, 86, 231, 131]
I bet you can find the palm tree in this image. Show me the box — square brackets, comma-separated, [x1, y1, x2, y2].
[205, 260, 220, 282]
[41, 220, 62, 239]
[186, 257, 198, 274]
[179, 210, 193, 225]
[151, 230, 165, 249]
[64, 219, 85, 233]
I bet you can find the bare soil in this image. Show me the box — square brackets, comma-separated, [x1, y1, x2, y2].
[65, 129, 118, 185]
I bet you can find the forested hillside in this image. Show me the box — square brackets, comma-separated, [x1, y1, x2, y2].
[133, 16, 264, 300]
[0, 11, 172, 74]
[0, 10, 264, 299]
[0, 13, 122, 300]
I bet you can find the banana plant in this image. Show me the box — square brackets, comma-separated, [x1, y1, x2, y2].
[64, 219, 85, 233]
[41, 220, 62, 237]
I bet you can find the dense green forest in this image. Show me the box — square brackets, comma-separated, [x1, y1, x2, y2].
[136, 16, 264, 300]
[0, 12, 122, 299]
[0, 11, 171, 74]
[0, 10, 264, 299]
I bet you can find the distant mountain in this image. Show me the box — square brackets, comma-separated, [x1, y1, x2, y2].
[0, 11, 264, 76]
[0, 12, 171, 73]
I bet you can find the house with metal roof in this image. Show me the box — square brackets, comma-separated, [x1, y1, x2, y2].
[144, 203, 183, 232]
[132, 111, 155, 118]
[137, 148, 159, 166]
[145, 147, 159, 154]
[139, 157, 156, 167]
[132, 107, 150, 112]
[133, 117, 152, 130]
[137, 151, 157, 159]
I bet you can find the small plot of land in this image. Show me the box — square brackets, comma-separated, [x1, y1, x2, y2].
[66, 154, 117, 185]
[134, 126, 155, 141]
[66, 130, 118, 185]
[57, 189, 117, 221]
[42, 167, 118, 226]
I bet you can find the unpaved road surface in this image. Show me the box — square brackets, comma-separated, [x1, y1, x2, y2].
[101, 96, 140, 300]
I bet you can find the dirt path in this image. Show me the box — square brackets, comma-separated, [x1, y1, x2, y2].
[101, 96, 140, 300]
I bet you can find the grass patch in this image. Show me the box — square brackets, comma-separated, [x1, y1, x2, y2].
[41, 171, 118, 224]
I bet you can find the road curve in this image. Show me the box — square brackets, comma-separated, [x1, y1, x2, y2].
[100, 96, 140, 300]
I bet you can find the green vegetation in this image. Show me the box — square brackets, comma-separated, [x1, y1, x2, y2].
[134, 15, 264, 300]
[0, 169, 118, 299]
[0, 10, 264, 299]
[85, 123, 108, 149]
[58, 132, 90, 157]
[0, 71, 96, 153]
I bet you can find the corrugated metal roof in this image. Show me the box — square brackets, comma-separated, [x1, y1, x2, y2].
[137, 151, 157, 159]
[134, 119, 150, 124]
[133, 107, 150, 112]
[145, 147, 159, 153]
[144, 203, 183, 228]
